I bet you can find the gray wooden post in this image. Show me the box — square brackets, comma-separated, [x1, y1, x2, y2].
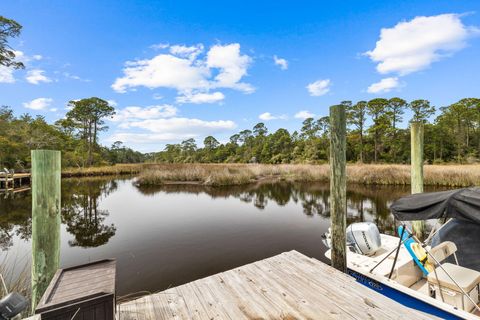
[31, 150, 61, 311]
[329, 105, 347, 272]
[411, 122, 425, 238]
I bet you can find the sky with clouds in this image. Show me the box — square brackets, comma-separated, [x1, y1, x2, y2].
[1, 1, 480, 152]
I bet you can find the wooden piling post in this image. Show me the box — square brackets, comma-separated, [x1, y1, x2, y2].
[329, 105, 347, 273]
[31, 150, 61, 311]
[411, 122, 425, 238]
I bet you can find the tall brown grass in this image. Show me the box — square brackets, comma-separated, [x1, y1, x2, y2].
[62, 163, 148, 177]
[135, 163, 480, 187]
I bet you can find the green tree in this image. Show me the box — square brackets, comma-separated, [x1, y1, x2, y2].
[388, 97, 407, 162]
[65, 98, 115, 166]
[347, 101, 367, 162]
[409, 99, 435, 123]
[367, 98, 389, 163]
[0, 16, 24, 69]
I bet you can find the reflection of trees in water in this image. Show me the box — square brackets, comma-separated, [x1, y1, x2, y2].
[136, 182, 416, 233]
[0, 193, 31, 250]
[0, 177, 120, 250]
[61, 178, 117, 248]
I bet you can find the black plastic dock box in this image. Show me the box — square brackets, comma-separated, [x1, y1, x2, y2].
[35, 259, 116, 320]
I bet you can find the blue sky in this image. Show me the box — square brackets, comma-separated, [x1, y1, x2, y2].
[1, 0, 480, 152]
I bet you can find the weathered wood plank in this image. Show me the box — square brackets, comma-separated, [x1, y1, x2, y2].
[118, 251, 440, 320]
[411, 121, 425, 237]
[31, 150, 61, 310]
[329, 104, 347, 272]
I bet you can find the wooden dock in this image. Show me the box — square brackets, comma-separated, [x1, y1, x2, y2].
[0, 172, 31, 192]
[117, 251, 439, 320]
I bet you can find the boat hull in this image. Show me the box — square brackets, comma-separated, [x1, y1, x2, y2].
[348, 269, 463, 319]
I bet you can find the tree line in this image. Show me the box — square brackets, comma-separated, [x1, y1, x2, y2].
[0, 99, 145, 169]
[2, 16, 480, 167]
[150, 98, 480, 164]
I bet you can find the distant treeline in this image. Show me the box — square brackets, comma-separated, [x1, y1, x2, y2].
[0, 99, 145, 169]
[149, 98, 480, 164]
[1, 97, 479, 169]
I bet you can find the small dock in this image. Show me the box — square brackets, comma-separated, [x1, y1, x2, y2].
[0, 172, 31, 193]
[117, 251, 439, 320]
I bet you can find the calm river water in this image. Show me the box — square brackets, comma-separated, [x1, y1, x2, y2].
[0, 177, 446, 296]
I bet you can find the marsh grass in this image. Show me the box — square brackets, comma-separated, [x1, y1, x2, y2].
[62, 163, 148, 177]
[136, 163, 480, 187]
[0, 253, 30, 307]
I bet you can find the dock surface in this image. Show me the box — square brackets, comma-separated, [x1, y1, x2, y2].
[0, 172, 31, 193]
[117, 250, 439, 320]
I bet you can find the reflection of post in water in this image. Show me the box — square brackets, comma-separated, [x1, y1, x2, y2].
[31, 150, 61, 311]
[61, 179, 116, 248]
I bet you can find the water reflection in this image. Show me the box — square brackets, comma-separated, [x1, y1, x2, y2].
[0, 193, 31, 250]
[61, 179, 117, 248]
[135, 182, 411, 235]
[1, 178, 451, 295]
[0, 178, 118, 250]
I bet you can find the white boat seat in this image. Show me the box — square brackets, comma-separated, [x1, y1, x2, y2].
[427, 241, 458, 265]
[427, 263, 480, 292]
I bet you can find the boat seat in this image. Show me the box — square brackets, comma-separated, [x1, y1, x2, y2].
[427, 263, 480, 293]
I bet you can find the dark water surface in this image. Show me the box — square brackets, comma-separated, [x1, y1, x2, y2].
[0, 177, 447, 296]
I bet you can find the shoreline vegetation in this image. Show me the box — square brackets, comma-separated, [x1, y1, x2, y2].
[125, 163, 480, 187]
[61, 163, 147, 177]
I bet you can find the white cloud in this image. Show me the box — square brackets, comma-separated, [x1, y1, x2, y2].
[294, 110, 316, 119]
[108, 117, 236, 147]
[176, 91, 225, 104]
[307, 79, 331, 96]
[112, 43, 254, 102]
[366, 14, 479, 75]
[26, 69, 52, 84]
[119, 117, 236, 133]
[106, 99, 118, 107]
[367, 77, 401, 94]
[169, 44, 204, 60]
[150, 43, 169, 50]
[259, 112, 288, 121]
[23, 98, 53, 110]
[112, 53, 210, 93]
[0, 66, 15, 83]
[63, 72, 91, 82]
[206, 43, 254, 93]
[111, 104, 178, 123]
[107, 102, 235, 147]
[273, 55, 288, 70]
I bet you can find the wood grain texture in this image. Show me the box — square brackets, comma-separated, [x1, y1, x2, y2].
[31, 150, 61, 311]
[118, 251, 440, 320]
[329, 105, 347, 273]
[410, 122, 425, 237]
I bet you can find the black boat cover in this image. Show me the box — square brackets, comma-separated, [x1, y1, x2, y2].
[390, 187, 480, 224]
[431, 219, 480, 272]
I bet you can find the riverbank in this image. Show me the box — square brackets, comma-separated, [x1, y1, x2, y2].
[61, 163, 147, 177]
[135, 163, 480, 187]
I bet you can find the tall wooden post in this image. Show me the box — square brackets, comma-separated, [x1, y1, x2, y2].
[31, 150, 61, 311]
[329, 105, 347, 273]
[411, 122, 425, 238]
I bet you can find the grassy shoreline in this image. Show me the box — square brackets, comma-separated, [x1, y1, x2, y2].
[134, 163, 480, 187]
[61, 163, 148, 177]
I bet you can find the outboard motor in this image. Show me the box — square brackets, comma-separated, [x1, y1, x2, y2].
[346, 222, 382, 256]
